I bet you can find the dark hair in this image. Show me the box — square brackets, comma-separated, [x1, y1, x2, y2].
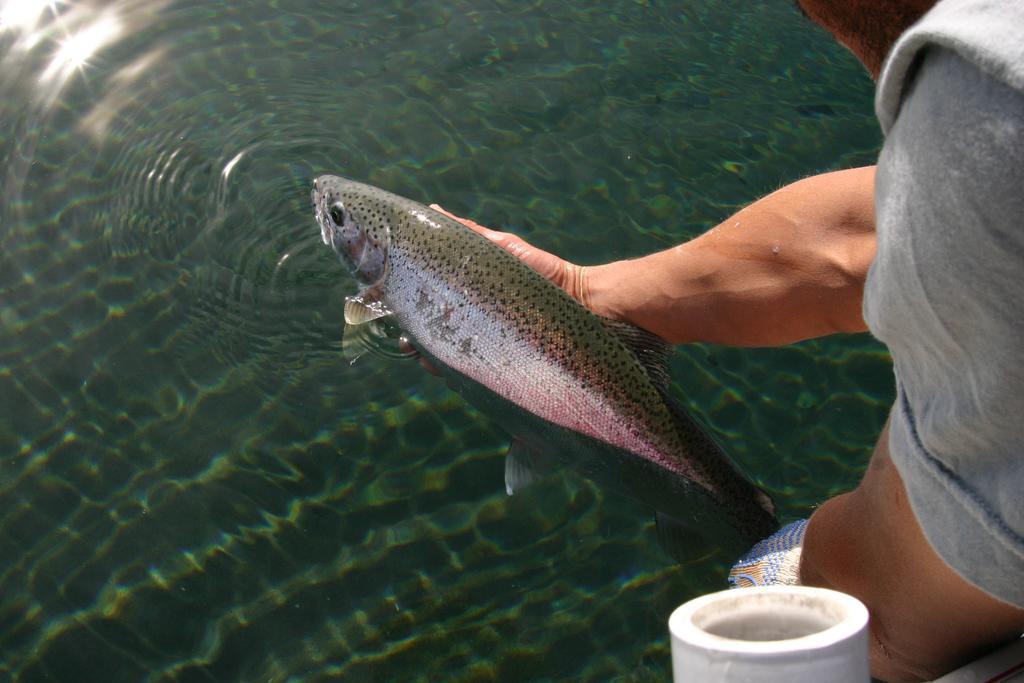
[793, 0, 936, 77]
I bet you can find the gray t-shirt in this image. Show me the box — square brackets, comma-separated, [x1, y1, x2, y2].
[864, 0, 1024, 607]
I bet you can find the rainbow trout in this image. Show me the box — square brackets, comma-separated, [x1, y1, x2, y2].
[312, 175, 778, 554]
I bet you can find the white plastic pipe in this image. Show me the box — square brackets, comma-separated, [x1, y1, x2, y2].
[668, 586, 870, 682]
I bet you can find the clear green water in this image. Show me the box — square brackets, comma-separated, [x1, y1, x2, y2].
[0, 1, 892, 680]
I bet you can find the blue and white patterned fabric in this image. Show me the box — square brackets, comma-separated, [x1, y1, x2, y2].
[728, 519, 808, 588]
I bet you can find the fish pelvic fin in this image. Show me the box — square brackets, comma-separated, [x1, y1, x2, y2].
[503, 440, 553, 495]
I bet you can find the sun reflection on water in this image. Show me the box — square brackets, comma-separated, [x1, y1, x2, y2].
[0, 0, 55, 34]
[39, 11, 122, 83]
[1, 0, 170, 109]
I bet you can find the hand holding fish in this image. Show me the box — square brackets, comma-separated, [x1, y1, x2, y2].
[433, 167, 876, 349]
[408, 204, 602, 376]
[428, 204, 599, 315]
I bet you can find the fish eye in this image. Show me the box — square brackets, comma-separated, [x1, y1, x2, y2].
[329, 203, 346, 225]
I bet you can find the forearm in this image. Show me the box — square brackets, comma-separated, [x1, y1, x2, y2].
[587, 166, 877, 346]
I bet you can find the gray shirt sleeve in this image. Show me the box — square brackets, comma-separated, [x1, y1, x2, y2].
[864, 46, 1024, 607]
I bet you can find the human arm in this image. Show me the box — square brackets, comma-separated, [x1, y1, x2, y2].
[587, 165, 876, 345]
[435, 164, 877, 347]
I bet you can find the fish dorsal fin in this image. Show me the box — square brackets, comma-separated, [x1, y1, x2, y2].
[344, 287, 392, 325]
[598, 317, 673, 389]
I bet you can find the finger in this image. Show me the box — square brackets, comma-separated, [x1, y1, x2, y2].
[429, 204, 498, 237]
[427, 203, 580, 295]
[428, 204, 553, 264]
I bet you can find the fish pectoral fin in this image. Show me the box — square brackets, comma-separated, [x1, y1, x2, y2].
[655, 511, 721, 565]
[341, 323, 371, 365]
[598, 317, 672, 390]
[340, 288, 412, 365]
[342, 321, 418, 364]
[504, 440, 552, 495]
[344, 288, 392, 325]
